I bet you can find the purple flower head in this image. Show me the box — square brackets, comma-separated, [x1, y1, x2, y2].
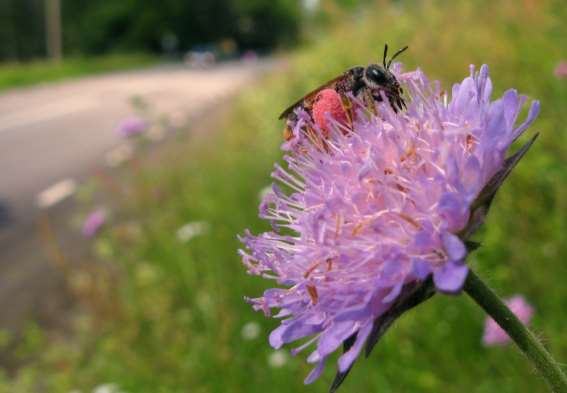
[239, 64, 539, 386]
[82, 207, 107, 238]
[116, 116, 147, 138]
[483, 295, 534, 346]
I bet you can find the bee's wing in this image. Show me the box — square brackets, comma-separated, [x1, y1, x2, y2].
[278, 72, 350, 120]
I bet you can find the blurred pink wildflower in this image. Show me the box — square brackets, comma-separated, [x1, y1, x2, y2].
[483, 295, 534, 346]
[554, 60, 567, 79]
[82, 208, 107, 238]
[116, 116, 147, 138]
[239, 63, 539, 386]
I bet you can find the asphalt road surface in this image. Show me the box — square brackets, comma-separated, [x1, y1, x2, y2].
[0, 60, 269, 336]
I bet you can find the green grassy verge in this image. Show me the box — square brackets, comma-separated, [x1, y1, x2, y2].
[3, 0, 567, 392]
[0, 53, 158, 91]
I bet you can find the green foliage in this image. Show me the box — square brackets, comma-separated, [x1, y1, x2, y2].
[232, 0, 301, 50]
[0, 0, 45, 61]
[0, 54, 157, 91]
[3, 0, 567, 392]
[61, 0, 301, 56]
[0, 0, 301, 61]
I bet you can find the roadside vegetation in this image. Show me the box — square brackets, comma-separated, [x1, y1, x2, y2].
[2, 0, 566, 392]
[0, 54, 157, 91]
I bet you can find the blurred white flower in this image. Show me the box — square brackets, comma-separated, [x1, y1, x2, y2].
[268, 350, 288, 368]
[92, 384, 124, 393]
[36, 178, 77, 209]
[105, 143, 134, 168]
[302, 0, 319, 12]
[176, 221, 210, 243]
[241, 321, 261, 340]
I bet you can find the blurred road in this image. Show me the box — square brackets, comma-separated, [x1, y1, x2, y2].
[0, 61, 267, 224]
[0, 60, 269, 336]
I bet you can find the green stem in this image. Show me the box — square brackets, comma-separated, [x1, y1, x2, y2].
[464, 269, 567, 393]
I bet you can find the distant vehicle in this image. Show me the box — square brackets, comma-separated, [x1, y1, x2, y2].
[184, 44, 219, 68]
[184, 49, 216, 69]
[184, 40, 241, 68]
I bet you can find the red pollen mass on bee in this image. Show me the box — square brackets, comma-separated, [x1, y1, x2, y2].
[312, 89, 348, 133]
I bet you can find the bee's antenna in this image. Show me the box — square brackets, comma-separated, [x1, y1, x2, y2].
[383, 44, 388, 68]
[387, 45, 409, 69]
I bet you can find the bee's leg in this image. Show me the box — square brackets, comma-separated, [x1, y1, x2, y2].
[341, 95, 354, 130]
[371, 92, 386, 117]
[363, 89, 378, 116]
[398, 86, 407, 110]
[351, 78, 365, 97]
[382, 93, 403, 113]
[305, 125, 328, 152]
[304, 99, 315, 117]
[396, 86, 408, 111]
[373, 93, 384, 102]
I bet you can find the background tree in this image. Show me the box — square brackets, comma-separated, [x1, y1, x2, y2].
[0, 0, 302, 61]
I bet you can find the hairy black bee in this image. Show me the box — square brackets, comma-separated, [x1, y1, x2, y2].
[279, 44, 408, 138]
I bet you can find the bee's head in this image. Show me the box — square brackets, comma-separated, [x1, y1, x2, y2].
[363, 44, 408, 90]
[363, 64, 391, 89]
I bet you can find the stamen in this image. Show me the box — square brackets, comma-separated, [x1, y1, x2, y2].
[352, 221, 367, 236]
[304, 262, 321, 278]
[306, 285, 319, 305]
[397, 213, 421, 229]
[335, 213, 342, 238]
[395, 183, 409, 193]
[465, 134, 477, 151]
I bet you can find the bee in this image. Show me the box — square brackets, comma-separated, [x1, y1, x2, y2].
[279, 44, 408, 140]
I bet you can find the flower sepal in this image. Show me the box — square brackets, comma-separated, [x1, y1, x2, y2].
[458, 133, 539, 240]
[330, 278, 435, 392]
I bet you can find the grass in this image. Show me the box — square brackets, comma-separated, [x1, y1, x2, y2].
[3, 0, 567, 392]
[0, 53, 158, 91]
